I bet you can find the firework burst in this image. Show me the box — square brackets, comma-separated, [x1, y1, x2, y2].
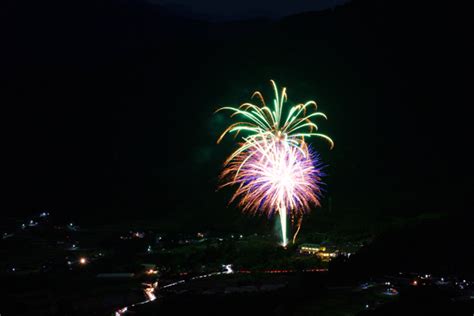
[221, 137, 323, 216]
[221, 137, 324, 246]
[216, 80, 333, 164]
[217, 80, 333, 246]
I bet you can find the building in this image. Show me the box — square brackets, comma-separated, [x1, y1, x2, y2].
[316, 250, 338, 261]
[299, 243, 326, 254]
[299, 243, 338, 261]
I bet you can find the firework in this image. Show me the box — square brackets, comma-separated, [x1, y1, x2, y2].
[221, 137, 324, 246]
[217, 80, 333, 246]
[216, 80, 333, 164]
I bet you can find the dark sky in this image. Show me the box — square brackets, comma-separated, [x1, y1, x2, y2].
[1, 0, 472, 229]
[153, 0, 351, 20]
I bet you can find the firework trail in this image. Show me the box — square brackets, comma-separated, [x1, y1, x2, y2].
[217, 80, 333, 246]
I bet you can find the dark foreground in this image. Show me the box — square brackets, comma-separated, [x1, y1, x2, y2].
[126, 271, 473, 316]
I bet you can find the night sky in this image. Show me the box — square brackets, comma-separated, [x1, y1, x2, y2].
[152, 0, 351, 20]
[1, 0, 472, 229]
